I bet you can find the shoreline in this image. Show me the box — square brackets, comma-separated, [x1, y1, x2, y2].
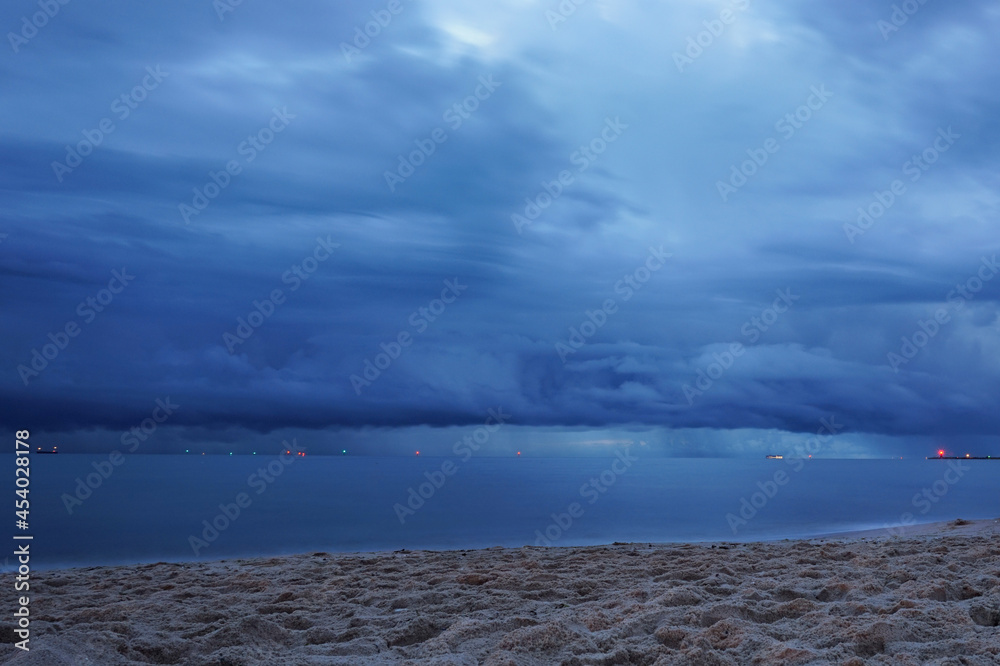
[33, 517, 999, 574]
[6, 518, 999, 664]
[809, 516, 1000, 541]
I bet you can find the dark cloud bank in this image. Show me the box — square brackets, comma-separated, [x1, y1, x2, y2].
[2, 0, 999, 456]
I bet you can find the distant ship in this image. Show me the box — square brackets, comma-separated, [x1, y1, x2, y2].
[765, 455, 783, 459]
[36, 448, 58, 454]
[927, 451, 995, 460]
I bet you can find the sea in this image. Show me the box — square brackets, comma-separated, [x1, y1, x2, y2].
[23, 454, 1000, 570]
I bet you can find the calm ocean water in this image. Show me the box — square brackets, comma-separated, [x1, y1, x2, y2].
[25, 454, 1000, 569]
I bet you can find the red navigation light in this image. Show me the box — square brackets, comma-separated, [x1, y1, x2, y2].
[415, 451, 420, 456]
[517, 451, 521, 456]
[938, 449, 945, 457]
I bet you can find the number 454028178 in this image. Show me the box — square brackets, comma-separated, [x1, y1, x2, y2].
[15, 430, 30, 521]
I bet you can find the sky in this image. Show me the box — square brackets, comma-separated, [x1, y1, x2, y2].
[2, 0, 999, 458]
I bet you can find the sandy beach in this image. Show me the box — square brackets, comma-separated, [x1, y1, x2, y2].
[3, 519, 998, 665]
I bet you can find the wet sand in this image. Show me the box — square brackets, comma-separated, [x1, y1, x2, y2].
[3, 519, 999, 665]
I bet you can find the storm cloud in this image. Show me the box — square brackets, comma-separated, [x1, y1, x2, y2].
[2, 0, 999, 456]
